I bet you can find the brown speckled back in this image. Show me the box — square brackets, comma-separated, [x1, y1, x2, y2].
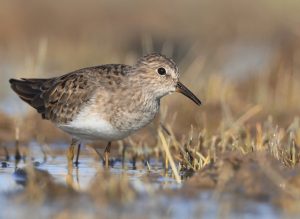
[10, 64, 131, 124]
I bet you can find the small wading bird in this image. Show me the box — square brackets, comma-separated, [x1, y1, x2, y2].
[9, 53, 201, 167]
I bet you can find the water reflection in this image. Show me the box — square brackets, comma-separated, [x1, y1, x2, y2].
[0, 152, 281, 219]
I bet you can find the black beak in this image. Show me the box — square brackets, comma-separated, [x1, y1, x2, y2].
[176, 81, 201, 106]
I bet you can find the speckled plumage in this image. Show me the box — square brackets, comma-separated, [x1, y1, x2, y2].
[9, 53, 201, 164]
[10, 64, 131, 125]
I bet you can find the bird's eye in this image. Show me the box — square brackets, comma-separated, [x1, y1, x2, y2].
[157, 67, 166, 75]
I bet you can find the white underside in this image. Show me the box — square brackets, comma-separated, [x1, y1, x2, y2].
[58, 107, 130, 141]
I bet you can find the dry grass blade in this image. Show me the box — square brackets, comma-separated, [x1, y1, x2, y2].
[225, 105, 263, 135]
[158, 130, 181, 184]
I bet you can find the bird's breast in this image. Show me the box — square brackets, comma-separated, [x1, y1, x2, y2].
[57, 96, 159, 141]
[110, 98, 160, 133]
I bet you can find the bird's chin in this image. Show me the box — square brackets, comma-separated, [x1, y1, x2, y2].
[155, 88, 175, 99]
[168, 90, 175, 95]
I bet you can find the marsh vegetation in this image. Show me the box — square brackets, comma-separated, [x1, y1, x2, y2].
[1, 1, 300, 218]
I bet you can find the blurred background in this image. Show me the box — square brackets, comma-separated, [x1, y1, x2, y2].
[1, 0, 300, 142]
[1, 1, 300, 218]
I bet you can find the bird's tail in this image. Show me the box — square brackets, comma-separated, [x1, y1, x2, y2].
[9, 78, 49, 114]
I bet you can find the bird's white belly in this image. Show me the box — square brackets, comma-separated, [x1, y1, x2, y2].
[58, 96, 159, 141]
[58, 112, 130, 141]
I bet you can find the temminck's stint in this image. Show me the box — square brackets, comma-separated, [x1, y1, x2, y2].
[9, 53, 201, 167]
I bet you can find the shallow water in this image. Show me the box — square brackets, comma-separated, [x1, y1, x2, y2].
[0, 144, 283, 219]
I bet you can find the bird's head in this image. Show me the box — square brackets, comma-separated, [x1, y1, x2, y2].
[132, 53, 201, 106]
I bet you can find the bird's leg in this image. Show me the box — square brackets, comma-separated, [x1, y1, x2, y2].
[74, 143, 81, 167]
[67, 138, 79, 166]
[122, 143, 128, 168]
[66, 139, 79, 188]
[104, 141, 111, 168]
